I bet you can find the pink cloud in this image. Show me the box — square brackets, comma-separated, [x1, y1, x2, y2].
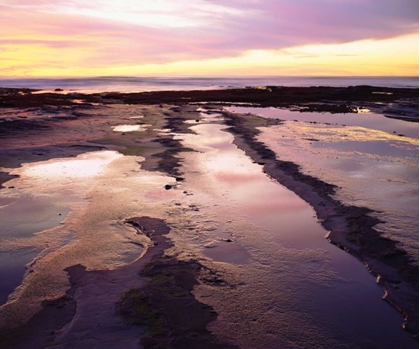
[0, 0, 417, 67]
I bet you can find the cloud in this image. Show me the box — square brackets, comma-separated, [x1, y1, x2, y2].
[0, 0, 418, 74]
[201, 0, 418, 50]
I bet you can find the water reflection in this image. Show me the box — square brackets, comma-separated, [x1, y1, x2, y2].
[0, 150, 182, 328]
[259, 120, 419, 262]
[24, 151, 123, 179]
[0, 250, 39, 305]
[112, 124, 150, 132]
[227, 106, 419, 139]
[175, 109, 417, 349]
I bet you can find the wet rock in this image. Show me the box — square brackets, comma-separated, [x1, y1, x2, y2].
[117, 255, 238, 349]
[140, 336, 160, 348]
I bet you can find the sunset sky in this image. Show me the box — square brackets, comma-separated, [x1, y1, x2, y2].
[0, 0, 418, 77]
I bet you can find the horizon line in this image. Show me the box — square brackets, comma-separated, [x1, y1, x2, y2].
[0, 75, 418, 80]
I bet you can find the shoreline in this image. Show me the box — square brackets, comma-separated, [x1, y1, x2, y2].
[0, 86, 418, 344]
[0, 85, 418, 121]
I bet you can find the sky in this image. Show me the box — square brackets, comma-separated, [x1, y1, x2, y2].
[0, 0, 418, 77]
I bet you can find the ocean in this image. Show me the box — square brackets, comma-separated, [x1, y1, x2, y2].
[0, 76, 418, 93]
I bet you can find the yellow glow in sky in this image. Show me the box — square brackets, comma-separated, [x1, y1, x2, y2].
[3, 34, 416, 77]
[0, 0, 418, 77]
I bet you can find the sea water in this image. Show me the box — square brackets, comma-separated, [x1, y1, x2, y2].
[0, 76, 418, 93]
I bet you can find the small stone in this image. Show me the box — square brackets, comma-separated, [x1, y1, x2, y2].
[165, 185, 172, 190]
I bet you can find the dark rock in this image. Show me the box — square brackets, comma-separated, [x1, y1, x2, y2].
[164, 185, 172, 190]
[140, 336, 160, 348]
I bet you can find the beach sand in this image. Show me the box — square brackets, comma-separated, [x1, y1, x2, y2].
[0, 87, 417, 348]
